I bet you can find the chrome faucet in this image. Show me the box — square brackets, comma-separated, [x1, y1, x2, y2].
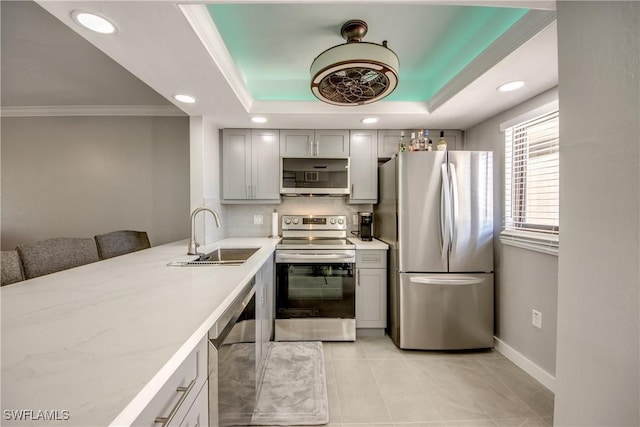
[188, 207, 221, 255]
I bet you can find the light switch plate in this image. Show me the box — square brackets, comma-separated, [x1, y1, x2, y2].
[254, 214, 264, 225]
[532, 309, 542, 329]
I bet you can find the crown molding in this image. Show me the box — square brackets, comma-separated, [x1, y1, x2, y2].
[427, 9, 557, 113]
[0, 105, 186, 117]
[179, 4, 254, 112]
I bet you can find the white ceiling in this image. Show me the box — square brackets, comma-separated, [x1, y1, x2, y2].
[2, 1, 558, 130]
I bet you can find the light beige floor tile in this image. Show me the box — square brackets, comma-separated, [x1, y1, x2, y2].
[333, 359, 393, 424]
[358, 336, 406, 360]
[477, 358, 554, 418]
[326, 340, 367, 360]
[392, 421, 497, 427]
[493, 417, 550, 427]
[369, 359, 441, 423]
[405, 358, 491, 421]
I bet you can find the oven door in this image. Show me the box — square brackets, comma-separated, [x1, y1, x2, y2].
[274, 250, 356, 341]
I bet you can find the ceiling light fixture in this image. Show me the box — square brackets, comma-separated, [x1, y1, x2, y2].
[174, 94, 196, 104]
[71, 11, 117, 34]
[251, 117, 268, 123]
[497, 81, 525, 93]
[361, 117, 379, 124]
[310, 19, 399, 106]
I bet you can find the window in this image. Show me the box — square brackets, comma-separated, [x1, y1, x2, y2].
[502, 110, 559, 255]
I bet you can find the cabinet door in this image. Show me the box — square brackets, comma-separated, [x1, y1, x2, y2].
[377, 130, 408, 159]
[222, 129, 251, 200]
[280, 130, 315, 157]
[178, 381, 209, 427]
[315, 130, 350, 157]
[356, 268, 387, 328]
[251, 129, 280, 200]
[349, 130, 378, 203]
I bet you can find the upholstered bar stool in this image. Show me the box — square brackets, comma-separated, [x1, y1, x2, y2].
[1, 250, 25, 286]
[94, 230, 150, 260]
[17, 237, 100, 279]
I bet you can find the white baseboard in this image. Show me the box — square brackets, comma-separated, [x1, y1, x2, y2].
[494, 337, 556, 393]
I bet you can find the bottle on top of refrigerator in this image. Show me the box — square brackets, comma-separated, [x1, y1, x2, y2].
[437, 131, 447, 151]
[417, 130, 425, 151]
[409, 132, 418, 151]
[423, 130, 431, 151]
[398, 131, 407, 152]
[427, 138, 434, 151]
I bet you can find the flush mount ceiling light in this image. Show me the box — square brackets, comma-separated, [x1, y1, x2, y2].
[71, 11, 117, 34]
[310, 19, 399, 106]
[361, 117, 379, 124]
[174, 94, 196, 104]
[497, 80, 525, 93]
[251, 117, 268, 123]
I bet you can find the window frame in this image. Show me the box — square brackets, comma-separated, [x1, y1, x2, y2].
[500, 103, 560, 256]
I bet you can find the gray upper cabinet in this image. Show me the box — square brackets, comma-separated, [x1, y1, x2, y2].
[349, 130, 378, 204]
[222, 129, 280, 203]
[280, 129, 349, 158]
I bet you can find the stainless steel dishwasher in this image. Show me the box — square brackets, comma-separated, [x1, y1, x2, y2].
[208, 277, 256, 427]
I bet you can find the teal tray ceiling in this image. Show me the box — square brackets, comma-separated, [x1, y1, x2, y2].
[207, 4, 529, 103]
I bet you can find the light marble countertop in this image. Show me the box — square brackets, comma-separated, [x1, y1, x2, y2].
[1, 237, 279, 427]
[348, 237, 390, 250]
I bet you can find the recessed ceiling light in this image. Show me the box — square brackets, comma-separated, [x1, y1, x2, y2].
[174, 94, 196, 104]
[251, 117, 268, 123]
[497, 81, 525, 93]
[71, 11, 117, 34]
[361, 117, 379, 124]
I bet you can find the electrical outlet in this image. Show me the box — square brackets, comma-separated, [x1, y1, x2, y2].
[532, 309, 542, 329]
[253, 214, 264, 225]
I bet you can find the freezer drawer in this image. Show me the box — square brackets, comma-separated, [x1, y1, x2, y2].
[398, 273, 493, 350]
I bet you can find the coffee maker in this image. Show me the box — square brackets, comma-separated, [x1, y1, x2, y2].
[358, 212, 373, 241]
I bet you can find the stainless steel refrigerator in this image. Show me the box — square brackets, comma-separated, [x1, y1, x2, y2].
[375, 151, 494, 350]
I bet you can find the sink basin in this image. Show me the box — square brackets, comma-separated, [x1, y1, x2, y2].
[194, 247, 259, 264]
[168, 247, 260, 267]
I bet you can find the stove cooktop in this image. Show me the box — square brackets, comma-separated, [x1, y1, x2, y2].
[277, 237, 355, 250]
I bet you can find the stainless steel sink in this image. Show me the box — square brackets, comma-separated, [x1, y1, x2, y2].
[168, 247, 260, 267]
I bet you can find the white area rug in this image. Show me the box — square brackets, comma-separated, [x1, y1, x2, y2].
[251, 341, 329, 426]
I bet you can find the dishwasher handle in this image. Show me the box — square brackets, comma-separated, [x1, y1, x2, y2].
[209, 279, 256, 349]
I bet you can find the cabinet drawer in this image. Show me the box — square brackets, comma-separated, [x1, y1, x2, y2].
[133, 338, 208, 427]
[356, 250, 387, 269]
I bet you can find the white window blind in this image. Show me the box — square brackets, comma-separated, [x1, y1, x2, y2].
[502, 110, 559, 255]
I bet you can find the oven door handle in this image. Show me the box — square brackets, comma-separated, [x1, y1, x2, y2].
[277, 253, 355, 262]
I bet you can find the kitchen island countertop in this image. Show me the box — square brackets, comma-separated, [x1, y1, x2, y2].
[0, 237, 279, 427]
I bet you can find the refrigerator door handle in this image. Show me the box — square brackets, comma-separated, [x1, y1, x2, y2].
[440, 164, 452, 264]
[449, 162, 460, 255]
[410, 276, 484, 286]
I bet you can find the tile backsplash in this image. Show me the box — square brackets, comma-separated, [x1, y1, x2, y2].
[226, 197, 373, 238]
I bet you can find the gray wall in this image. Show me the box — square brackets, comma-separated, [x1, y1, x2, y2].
[466, 87, 559, 377]
[1, 116, 191, 250]
[555, 2, 639, 425]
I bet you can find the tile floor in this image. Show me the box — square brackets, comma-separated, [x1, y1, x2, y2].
[321, 335, 554, 427]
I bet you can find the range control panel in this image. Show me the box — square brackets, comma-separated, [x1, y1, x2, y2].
[281, 215, 347, 231]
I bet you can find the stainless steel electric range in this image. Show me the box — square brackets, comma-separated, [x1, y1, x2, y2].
[275, 214, 356, 341]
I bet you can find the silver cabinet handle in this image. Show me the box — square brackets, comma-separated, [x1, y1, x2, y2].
[154, 378, 196, 426]
[309, 140, 313, 157]
[351, 184, 354, 195]
[247, 185, 251, 199]
[357, 269, 361, 286]
[253, 185, 257, 199]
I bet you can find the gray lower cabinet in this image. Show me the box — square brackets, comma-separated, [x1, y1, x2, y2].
[132, 338, 208, 427]
[355, 250, 387, 329]
[222, 129, 280, 203]
[280, 129, 349, 158]
[349, 130, 378, 204]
